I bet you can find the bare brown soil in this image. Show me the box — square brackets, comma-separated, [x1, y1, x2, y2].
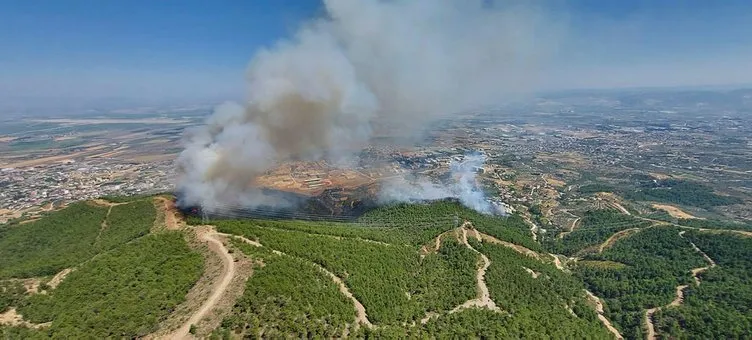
[310, 256, 372, 328]
[610, 202, 631, 215]
[420, 229, 456, 256]
[637, 216, 752, 238]
[147, 229, 252, 340]
[0, 308, 50, 329]
[154, 196, 183, 231]
[420, 312, 440, 325]
[688, 227, 752, 238]
[594, 193, 632, 216]
[598, 228, 642, 253]
[585, 290, 623, 339]
[652, 204, 700, 219]
[551, 254, 565, 271]
[523, 267, 540, 278]
[166, 227, 237, 340]
[47, 268, 74, 290]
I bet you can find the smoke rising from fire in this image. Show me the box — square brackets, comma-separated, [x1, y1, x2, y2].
[176, 0, 556, 213]
[379, 153, 500, 215]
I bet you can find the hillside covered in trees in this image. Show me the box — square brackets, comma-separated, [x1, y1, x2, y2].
[1, 196, 750, 339]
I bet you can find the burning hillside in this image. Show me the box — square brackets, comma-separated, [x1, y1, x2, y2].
[175, 0, 553, 215]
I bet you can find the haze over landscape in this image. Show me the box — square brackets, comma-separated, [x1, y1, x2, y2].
[1, 1, 752, 339]
[1, 0, 752, 108]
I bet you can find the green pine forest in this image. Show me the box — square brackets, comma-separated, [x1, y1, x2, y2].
[1, 195, 751, 339]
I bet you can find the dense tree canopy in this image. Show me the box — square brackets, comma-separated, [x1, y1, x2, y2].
[18, 233, 203, 339]
[0, 202, 108, 279]
[575, 227, 707, 339]
[653, 232, 752, 339]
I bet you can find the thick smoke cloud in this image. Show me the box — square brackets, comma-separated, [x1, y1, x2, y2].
[379, 153, 500, 215]
[176, 0, 555, 213]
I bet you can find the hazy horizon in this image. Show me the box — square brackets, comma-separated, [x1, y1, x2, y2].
[2, 0, 752, 107]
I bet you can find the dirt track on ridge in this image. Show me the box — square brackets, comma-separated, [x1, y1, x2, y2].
[644, 231, 717, 340]
[450, 224, 500, 314]
[598, 228, 642, 253]
[0, 308, 50, 329]
[154, 197, 182, 230]
[168, 227, 235, 340]
[217, 232, 373, 329]
[558, 217, 580, 239]
[585, 290, 623, 339]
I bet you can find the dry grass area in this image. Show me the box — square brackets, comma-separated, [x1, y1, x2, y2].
[52, 136, 77, 141]
[545, 177, 566, 188]
[89, 146, 130, 159]
[1, 153, 85, 168]
[652, 204, 700, 219]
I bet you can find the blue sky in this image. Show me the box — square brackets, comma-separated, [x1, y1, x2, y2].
[1, 0, 751, 104]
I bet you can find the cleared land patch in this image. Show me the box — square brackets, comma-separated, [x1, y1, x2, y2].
[652, 204, 700, 219]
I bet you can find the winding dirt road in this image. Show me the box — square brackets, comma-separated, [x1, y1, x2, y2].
[310, 259, 372, 328]
[644, 231, 717, 340]
[598, 228, 641, 253]
[450, 226, 501, 314]
[558, 217, 581, 239]
[477, 231, 541, 260]
[169, 228, 235, 340]
[221, 232, 373, 329]
[585, 290, 623, 339]
[610, 202, 631, 216]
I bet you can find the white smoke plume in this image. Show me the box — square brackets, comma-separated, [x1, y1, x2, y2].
[176, 0, 557, 213]
[379, 153, 499, 214]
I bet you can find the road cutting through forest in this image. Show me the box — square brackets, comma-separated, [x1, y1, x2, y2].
[218, 232, 373, 329]
[558, 217, 580, 239]
[598, 228, 642, 253]
[644, 231, 717, 340]
[584, 290, 623, 339]
[449, 223, 501, 314]
[168, 227, 235, 340]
